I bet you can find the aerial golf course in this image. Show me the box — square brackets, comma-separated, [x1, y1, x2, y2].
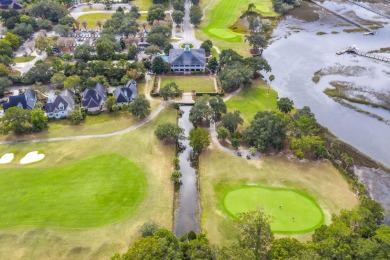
[223, 186, 325, 234]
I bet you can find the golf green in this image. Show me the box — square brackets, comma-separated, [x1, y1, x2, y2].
[223, 186, 325, 234]
[0, 154, 146, 228]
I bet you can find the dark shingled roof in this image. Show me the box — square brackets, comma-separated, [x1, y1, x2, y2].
[169, 47, 206, 66]
[3, 90, 36, 110]
[45, 89, 75, 114]
[0, 0, 13, 5]
[81, 83, 107, 110]
[114, 80, 137, 103]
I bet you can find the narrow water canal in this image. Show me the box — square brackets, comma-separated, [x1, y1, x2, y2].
[174, 105, 201, 237]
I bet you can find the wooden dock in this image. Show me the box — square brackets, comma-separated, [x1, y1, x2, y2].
[310, 0, 375, 34]
[337, 46, 390, 63]
[347, 0, 390, 20]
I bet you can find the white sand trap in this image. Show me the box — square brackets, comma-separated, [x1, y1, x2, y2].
[20, 151, 45, 164]
[0, 153, 14, 164]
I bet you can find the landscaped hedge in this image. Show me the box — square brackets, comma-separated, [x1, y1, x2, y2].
[195, 92, 224, 97]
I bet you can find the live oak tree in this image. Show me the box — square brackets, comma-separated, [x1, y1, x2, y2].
[147, 4, 166, 23]
[129, 95, 151, 119]
[189, 5, 202, 26]
[189, 127, 210, 154]
[189, 97, 213, 126]
[209, 96, 226, 121]
[277, 97, 294, 114]
[154, 122, 184, 142]
[217, 126, 229, 141]
[159, 82, 182, 100]
[221, 110, 243, 133]
[172, 10, 185, 24]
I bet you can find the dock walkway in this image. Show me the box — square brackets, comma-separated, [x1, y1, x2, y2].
[337, 46, 390, 63]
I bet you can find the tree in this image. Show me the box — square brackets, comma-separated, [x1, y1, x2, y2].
[74, 44, 94, 61]
[129, 95, 151, 119]
[1, 107, 32, 135]
[106, 96, 118, 112]
[245, 32, 267, 51]
[291, 135, 328, 159]
[200, 40, 213, 56]
[191, 0, 200, 4]
[50, 73, 67, 89]
[147, 4, 166, 23]
[59, 16, 75, 26]
[268, 238, 305, 259]
[96, 40, 116, 60]
[217, 126, 229, 141]
[172, 0, 185, 11]
[189, 97, 213, 125]
[189, 127, 210, 154]
[138, 220, 159, 237]
[12, 23, 34, 40]
[113, 229, 182, 260]
[30, 0, 69, 22]
[22, 62, 54, 85]
[209, 96, 226, 121]
[68, 106, 85, 124]
[147, 33, 167, 48]
[96, 20, 103, 30]
[235, 208, 274, 260]
[207, 57, 218, 73]
[0, 77, 12, 97]
[128, 45, 138, 60]
[244, 111, 287, 151]
[277, 97, 294, 114]
[4, 32, 20, 50]
[64, 75, 82, 92]
[190, 5, 202, 26]
[153, 0, 169, 3]
[35, 34, 52, 54]
[220, 65, 253, 92]
[30, 109, 48, 132]
[159, 82, 182, 100]
[145, 45, 161, 55]
[171, 170, 182, 185]
[268, 74, 275, 95]
[155, 122, 183, 142]
[248, 3, 256, 12]
[221, 110, 243, 133]
[0, 40, 13, 57]
[54, 24, 71, 37]
[0, 63, 10, 78]
[36, 19, 53, 30]
[151, 56, 170, 74]
[172, 10, 185, 25]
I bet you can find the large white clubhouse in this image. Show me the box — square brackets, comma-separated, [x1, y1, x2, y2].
[168, 45, 206, 72]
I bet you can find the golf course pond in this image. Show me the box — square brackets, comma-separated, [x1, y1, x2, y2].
[223, 186, 325, 234]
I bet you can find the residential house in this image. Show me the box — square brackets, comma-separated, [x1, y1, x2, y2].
[45, 89, 75, 119]
[113, 80, 137, 107]
[81, 83, 107, 112]
[168, 44, 206, 72]
[3, 89, 36, 110]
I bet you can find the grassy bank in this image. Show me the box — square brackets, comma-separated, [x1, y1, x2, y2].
[199, 149, 359, 245]
[225, 79, 278, 128]
[0, 108, 176, 259]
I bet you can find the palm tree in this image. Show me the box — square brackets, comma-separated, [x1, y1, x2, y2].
[96, 20, 102, 30]
[248, 3, 256, 12]
[268, 74, 275, 95]
[75, 20, 80, 30]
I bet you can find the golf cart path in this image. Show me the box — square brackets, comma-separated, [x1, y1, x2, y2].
[209, 86, 261, 159]
[0, 101, 172, 145]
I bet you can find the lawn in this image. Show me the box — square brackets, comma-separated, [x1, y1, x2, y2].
[77, 13, 113, 29]
[254, 2, 279, 18]
[13, 56, 35, 63]
[226, 79, 278, 127]
[0, 154, 146, 228]
[160, 76, 216, 93]
[0, 108, 177, 259]
[199, 150, 359, 244]
[223, 186, 324, 234]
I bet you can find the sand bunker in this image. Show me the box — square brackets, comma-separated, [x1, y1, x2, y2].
[0, 153, 14, 164]
[20, 151, 45, 164]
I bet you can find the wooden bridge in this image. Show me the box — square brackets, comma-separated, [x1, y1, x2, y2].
[347, 0, 390, 20]
[337, 46, 390, 63]
[309, 0, 375, 34]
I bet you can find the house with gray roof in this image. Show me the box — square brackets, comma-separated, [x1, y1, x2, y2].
[168, 45, 206, 72]
[45, 89, 75, 119]
[81, 83, 107, 112]
[3, 89, 36, 110]
[113, 80, 137, 107]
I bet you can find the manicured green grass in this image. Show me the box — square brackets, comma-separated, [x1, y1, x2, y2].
[0, 154, 146, 228]
[254, 2, 278, 18]
[223, 186, 324, 234]
[0, 109, 177, 259]
[77, 13, 113, 29]
[13, 56, 36, 63]
[160, 76, 216, 93]
[226, 79, 278, 127]
[200, 150, 359, 244]
[202, 0, 247, 42]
